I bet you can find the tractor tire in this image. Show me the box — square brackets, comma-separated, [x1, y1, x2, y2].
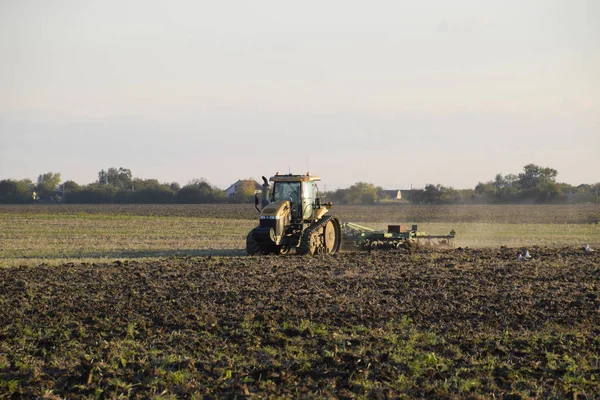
[324, 217, 342, 254]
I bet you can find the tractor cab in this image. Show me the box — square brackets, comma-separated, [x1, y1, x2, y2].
[272, 179, 320, 221]
[255, 173, 322, 222]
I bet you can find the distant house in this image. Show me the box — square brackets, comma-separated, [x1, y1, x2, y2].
[224, 179, 262, 198]
[381, 190, 403, 200]
[380, 189, 416, 201]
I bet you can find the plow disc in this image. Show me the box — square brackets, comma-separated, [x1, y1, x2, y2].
[415, 236, 455, 249]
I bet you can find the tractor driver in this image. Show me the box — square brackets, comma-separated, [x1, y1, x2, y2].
[273, 182, 300, 206]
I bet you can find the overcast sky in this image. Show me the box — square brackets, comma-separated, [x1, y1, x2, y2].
[1, 0, 598, 190]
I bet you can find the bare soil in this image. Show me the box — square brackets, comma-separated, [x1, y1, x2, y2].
[1, 247, 598, 398]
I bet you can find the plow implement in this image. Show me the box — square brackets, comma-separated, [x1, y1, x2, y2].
[341, 222, 456, 251]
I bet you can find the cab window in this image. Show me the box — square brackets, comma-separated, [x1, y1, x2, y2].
[273, 182, 300, 203]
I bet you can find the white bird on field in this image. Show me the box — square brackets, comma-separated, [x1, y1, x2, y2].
[584, 244, 594, 253]
[524, 250, 532, 259]
[517, 253, 528, 262]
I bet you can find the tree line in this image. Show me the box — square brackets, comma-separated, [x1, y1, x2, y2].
[0, 164, 597, 205]
[325, 164, 598, 205]
[0, 168, 246, 204]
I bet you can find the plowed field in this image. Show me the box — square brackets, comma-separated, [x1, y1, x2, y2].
[1, 247, 599, 398]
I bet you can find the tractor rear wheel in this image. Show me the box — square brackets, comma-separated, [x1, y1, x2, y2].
[324, 218, 341, 254]
[298, 215, 342, 255]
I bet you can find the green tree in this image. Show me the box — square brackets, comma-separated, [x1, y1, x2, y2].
[440, 186, 460, 203]
[411, 184, 459, 204]
[64, 183, 119, 203]
[423, 184, 442, 203]
[457, 188, 477, 203]
[98, 167, 133, 189]
[360, 191, 377, 204]
[0, 179, 34, 203]
[474, 181, 496, 202]
[60, 180, 81, 202]
[491, 173, 520, 203]
[36, 172, 62, 201]
[130, 187, 176, 203]
[62, 180, 80, 192]
[346, 182, 380, 204]
[176, 179, 225, 203]
[517, 164, 559, 202]
[128, 178, 177, 203]
[326, 182, 383, 204]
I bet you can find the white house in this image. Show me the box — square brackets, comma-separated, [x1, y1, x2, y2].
[224, 179, 262, 198]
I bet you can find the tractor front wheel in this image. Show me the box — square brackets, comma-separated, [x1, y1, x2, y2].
[246, 230, 262, 255]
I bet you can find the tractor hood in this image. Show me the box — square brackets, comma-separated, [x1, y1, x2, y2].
[254, 200, 291, 246]
[260, 200, 290, 220]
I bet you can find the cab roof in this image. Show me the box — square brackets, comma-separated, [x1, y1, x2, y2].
[269, 173, 321, 183]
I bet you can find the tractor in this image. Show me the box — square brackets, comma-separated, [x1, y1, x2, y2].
[246, 173, 342, 255]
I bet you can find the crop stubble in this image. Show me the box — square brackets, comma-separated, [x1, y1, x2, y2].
[0, 204, 598, 265]
[1, 203, 599, 223]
